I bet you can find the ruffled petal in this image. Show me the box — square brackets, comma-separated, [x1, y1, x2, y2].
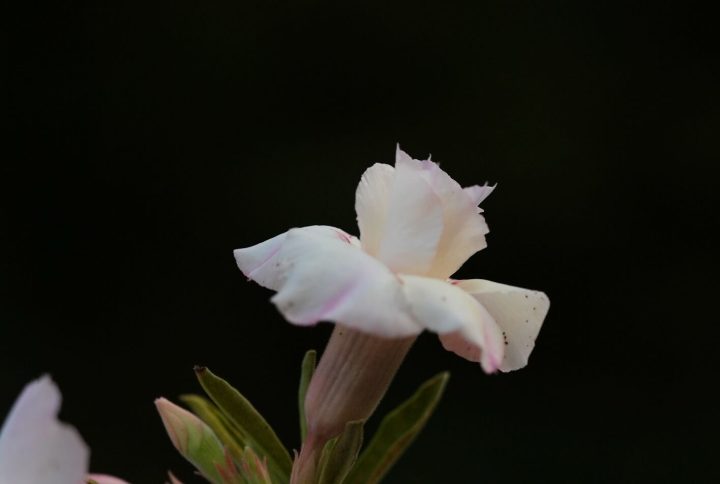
[234, 225, 357, 291]
[375, 147, 444, 275]
[355, 163, 395, 257]
[399, 275, 505, 373]
[415, 161, 493, 279]
[0, 376, 89, 484]
[456, 279, 550, 372]
[464, 184, 495, 206]
[236, 226, 420, 337]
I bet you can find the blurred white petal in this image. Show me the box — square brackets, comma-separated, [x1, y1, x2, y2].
[0, 376, 89, 484]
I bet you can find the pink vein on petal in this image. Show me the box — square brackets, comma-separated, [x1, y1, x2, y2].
[305, 276, 362, 323]
[483, 323, 502, 372]
[334, 229, 352, 244]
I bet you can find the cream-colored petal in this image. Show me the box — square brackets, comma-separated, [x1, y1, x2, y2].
[234, 225, 356, 291]
[399, 275, 505, 373]
[355, 163, 395, 257]
[239, 226, 421, 336]
[464, 184, 495, 206]
[394, 144, 414, 165]
[0, 376, 89, 484]
[376, 148, 444, 275]
[438, 331, 484, 364]
[415, 161, 492, 279]
[457, 279, 549, 372]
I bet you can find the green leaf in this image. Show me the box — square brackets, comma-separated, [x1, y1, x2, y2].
[195, 366, 292, 483]
[317, 420, 364, 484]
[344, 372, 450, 484]
[298, 350, 317, 442]
[180, 394, 246, 464]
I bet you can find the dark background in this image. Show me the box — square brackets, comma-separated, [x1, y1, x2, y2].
[4, 1, 718, 482]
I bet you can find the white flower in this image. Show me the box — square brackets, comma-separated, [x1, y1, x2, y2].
[0, 376, 128, 484]
[234, 146, 549, 373]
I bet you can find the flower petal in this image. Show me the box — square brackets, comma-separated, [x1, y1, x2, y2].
[0, 376, 89, 484]
[399, 275, 505, 373]
[456, 279, 550, 372]
[464, 184, 495, 206]
[234, 225, 357, 291]
[237, 226, 420, 337]
[355, 163, 395, 257]
[415, 161, 493, 279]
[376, 147, 444, 275]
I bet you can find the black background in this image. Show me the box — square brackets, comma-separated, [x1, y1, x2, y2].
[4, 1, 718, 482]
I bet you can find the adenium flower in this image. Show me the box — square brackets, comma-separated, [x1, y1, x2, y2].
[0, 375, 128, 484]
[234, 146, 549, 481]
[235, 146, 549, 372]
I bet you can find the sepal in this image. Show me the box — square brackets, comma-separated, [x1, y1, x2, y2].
[298, 350, 317, 442]
[194, 366, 292, 483]
[344, 372, 449, 484]
[316, 420, 364, 484]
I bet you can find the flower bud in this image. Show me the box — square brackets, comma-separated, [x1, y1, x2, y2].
[155, 398, 234, 483]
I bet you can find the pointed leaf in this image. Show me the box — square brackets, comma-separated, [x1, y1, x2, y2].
[317, 420, 364, 484]
[195, 367, 293, 483]
[298, 350, 316, 442]
[345, 372, 449, 484]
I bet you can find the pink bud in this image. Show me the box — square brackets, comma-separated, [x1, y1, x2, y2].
[155, 398, 204, 455]
[154, 398, 229, 483]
